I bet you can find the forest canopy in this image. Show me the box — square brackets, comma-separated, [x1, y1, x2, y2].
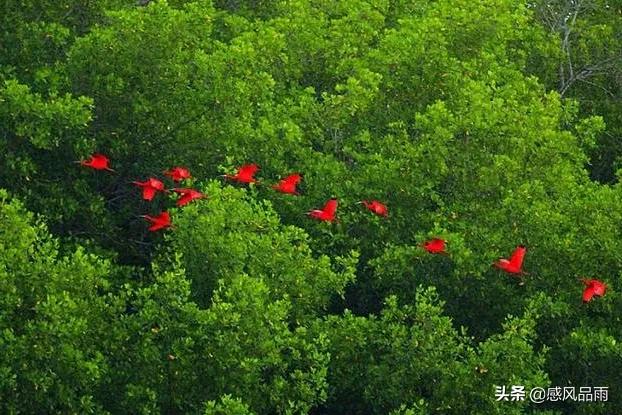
[1, 0, 621, 413]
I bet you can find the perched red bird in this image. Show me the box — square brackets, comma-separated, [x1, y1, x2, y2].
[494, 245, 527, 276]
[307, 198, 338, 222]
[359, 200, 388, 217]
[141, 211, 171, 231]
[164, 166, 191, 182]
[272, 173, 302, 195]
[223, 164, 259, 184]
[172, 188, 204, 207]
[78, 153, 114, 172]
[422, 238, 447, 255]
[582, 279, 607, 303]
[132, 178, 167, 201]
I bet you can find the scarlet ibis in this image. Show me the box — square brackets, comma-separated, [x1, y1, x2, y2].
[164, 166, 191, 182]
[359, 200, 388, 217]
[132, 178, 167, 201]
[307, 198, 338, 222]
[582, 279, 607, 303]
[78, 153, 114, 172]
[172, 188, 204, 207]
[141, 211, 171, 231]
[223, 164, 259, 184]
[494, 245, 527, 276]
[422, 238, 447, 255]
[272, 173, 302, 195]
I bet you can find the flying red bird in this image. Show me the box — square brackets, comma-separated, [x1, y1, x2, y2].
[141, 211, 171, 231]
[582, 278, 607, 303]
[272, 173, 302, 195]
[78, 153, 114, 172]
[223, 164, 259, 184]
[359, 200, 388, 217]
[307, 198, 338, 222]
[494, 245, 527, 276]
[422, 238, 447, 255]
[132, 177, 167, 201]
[172, 188, 204, 207]
[164, 166, 191, 182]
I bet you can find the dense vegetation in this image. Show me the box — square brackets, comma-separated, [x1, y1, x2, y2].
[1, 0, 621, 413]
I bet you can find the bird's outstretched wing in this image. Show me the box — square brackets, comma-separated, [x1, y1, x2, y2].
[238, 164, 259, 180]
[509, 245, 526, 268]
[282, 174, 302, 186]
[323, 198, 338, 216]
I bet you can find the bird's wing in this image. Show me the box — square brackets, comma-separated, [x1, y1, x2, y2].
[92, 154, 110, 167]
[582, 286, 595, 303]
[373, 201, 387, 215]
[323, 199, 338, 216]
[167, 167, 188, 180]
[177, 194, 192, 207]
[238, 164, 259, 179]
[509, 245, 526, 268]
[431, 238, 445, 250]
[148, 178, 164, 190]
[190, 190, 203, 199]
[282, 174, 302, 186]
[494, 259, 510, 269]
[153, 212, 170, 226]
[593, 281, 606, 296]
[143, 187, 157, 201]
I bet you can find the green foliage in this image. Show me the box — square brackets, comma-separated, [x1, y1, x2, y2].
[204, 395, 255, 415]
[530, 0, 622, 183]
[0, 189, 116, 414]
[321, 288, 549, 414]
[166, 181, 358, 322]
[104, 262, 329, 413]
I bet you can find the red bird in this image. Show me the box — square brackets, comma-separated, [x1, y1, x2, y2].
[78, 153, 114, 172]
[494, 245, 527, 276]
[223, 164, 259, 184]
[164, 166, 191, 182]
[141, 211, 171, 231]
[132, 177, 167, 201]
[307, 198, 338, 222]
[359, 200, 388, 217]
[172, 188, 204, 207]
[582, 279, 607, 303]
[272, 173, 302, 195]
[422, 238, 447, 255]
